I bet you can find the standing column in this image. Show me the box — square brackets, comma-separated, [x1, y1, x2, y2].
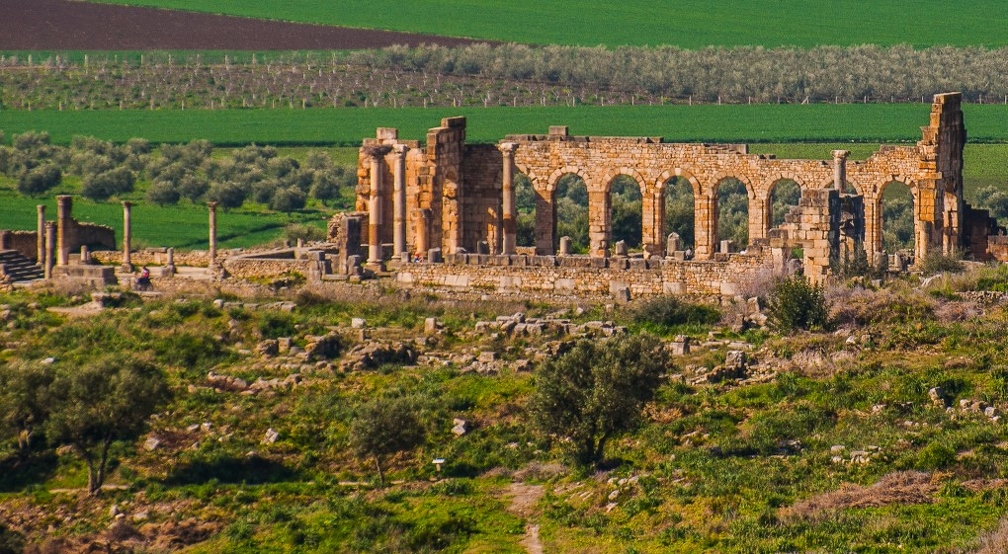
[832, 150, 850, 192]
[208, 202, 218, 268]
[44, 222, 55, 280]
[392, 144, 408, 259]
[36, 205, 45, 265]
[499, 142, 517, 255]
[364, 145, 392, 268]
[121, 201, 133, 272]
[56, 195, 71, 266]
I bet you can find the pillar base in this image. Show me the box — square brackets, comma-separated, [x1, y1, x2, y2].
[120, 263, 133, 273]
[365, 261, 385, 273]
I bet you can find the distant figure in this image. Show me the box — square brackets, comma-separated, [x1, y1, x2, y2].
[135, 266, 152, 291]
[684, 247, 693, 260]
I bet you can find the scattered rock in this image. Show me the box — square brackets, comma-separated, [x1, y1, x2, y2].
[451, 418, 468, 436]
[262, 428, 280, 444]
[256, 339, 279, 357]
[143, 436, 161, 451]
[351, 317, 366, 329]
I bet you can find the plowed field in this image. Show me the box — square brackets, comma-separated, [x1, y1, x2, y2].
[0, 0, 483, 50]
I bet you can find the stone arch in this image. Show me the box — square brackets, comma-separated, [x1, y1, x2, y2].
[553, 171, 590, 255]
[653, 169, 702, 257]
[547, 166, 591, 193]
[713, 175, 754, 251]
[878, 179, 916, 256]
[603, 171, 645, 253]
[765, 177, 803, 235]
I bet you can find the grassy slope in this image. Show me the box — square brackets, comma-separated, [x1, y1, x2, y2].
[84, 0, 1008, 48]
[5, 104, 1008, 146]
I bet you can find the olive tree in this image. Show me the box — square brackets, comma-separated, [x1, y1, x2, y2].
[529, 334, 668, 466]
[44, 356, 170, 496]
[349, 396, 425, 487]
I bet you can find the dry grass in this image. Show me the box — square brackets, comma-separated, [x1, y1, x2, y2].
[781, 471, 939, 522]
[974, 516, 1008, 554]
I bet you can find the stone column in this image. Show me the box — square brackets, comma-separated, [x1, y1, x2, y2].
[121, 201, 133, 272]
[415, 208, 430, 258]
[499, 142, 518, 255]
[364, 145, 392, 268]
[56, 195, 71, 266]
[36, 205, 45, 265]
[165, 247, 176, 276]
[392, 144, 409, 258]
[44, 222, 55, 280]
[832, 150, 850, 192]
[207, 202, 218, 267]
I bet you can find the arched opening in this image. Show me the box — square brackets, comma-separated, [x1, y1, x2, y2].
[609, 175, 642, 251]
[769, 179, 801, 229]
[881, 181, 914, 254]
[664, 176, 695, 251]
[555, 174, 589, 254]
[514, 172, 536, 248]
[715, 178, 749, 250]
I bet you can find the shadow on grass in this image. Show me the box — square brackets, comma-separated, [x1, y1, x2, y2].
[165, 454, 301, 486]
[0, 451, 59, 493]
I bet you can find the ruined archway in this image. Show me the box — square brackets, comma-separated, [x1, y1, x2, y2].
[609, 174, 643, 252]
[555, 173, 589, 254]
[881, 181, 914, 254]
[769, 179, 801, 230]
[514, 172, 536, 250]
[663, 176, 695, 253]
[715, 177, 750, 251]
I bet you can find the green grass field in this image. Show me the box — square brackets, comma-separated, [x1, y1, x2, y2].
[5, 104, 1008, 146]
[86, 0, 1008, 48]
[0, 189, 330, 249]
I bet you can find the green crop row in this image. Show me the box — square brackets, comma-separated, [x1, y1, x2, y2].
[4, 104, 1008, 147]
[86, 0, 1008, 48]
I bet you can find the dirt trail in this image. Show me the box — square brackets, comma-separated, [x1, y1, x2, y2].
[507, 482, 545, 554]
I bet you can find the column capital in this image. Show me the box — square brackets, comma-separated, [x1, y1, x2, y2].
[122, 200, 133, 208]
[207, 201, 218, 210]
[498, 142, 518, 155]
[393, 144, 409, 157]
[831, 150, 850, 160]
[363, 144, 394, 159]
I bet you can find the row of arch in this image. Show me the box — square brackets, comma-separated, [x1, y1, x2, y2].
[510, 170, 916, 258]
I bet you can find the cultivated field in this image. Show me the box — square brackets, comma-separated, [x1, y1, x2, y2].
[5, 104, 1008, 146]
[86, 0, 1008, 48]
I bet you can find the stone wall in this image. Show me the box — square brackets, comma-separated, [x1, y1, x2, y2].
[0, 230, 38, 260]
[394, 249, 779, 300]
[91, 249, 213, 267]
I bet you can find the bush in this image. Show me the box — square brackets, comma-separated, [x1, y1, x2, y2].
[207, 181, 247, 209]
[918, 252, 965, 275]
[81, 167, 136, 200]
[270, 186, 307, 213]
[632, 295, 721, 329]
[146, 179, 180, 205]
[766, 276, 829, 333]
[16, 164, 61, 195]
[283, 223, 326, 243]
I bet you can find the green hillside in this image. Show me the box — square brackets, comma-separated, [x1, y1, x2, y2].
[85, 0, 1007, 48]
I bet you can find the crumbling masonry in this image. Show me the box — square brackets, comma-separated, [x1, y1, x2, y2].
[342, 93, 999, 295]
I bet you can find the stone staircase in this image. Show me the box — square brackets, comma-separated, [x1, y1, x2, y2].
[0, 250, 44, 283]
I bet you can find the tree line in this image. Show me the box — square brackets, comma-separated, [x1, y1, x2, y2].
[2, 43, 1007, 111]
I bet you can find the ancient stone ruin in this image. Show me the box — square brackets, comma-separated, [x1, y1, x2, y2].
[334, 92, 999, 296]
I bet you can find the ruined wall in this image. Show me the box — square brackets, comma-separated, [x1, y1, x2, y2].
[0, 230, 38, 260]
[461, 145, 502, 253]
[91, 249, 213, 267]
[395, 250, 778, 299]
[70, 221, 116, 251]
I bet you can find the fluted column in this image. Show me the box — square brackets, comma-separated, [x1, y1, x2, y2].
[121, 201, 133, 272]
[392, 144, 408, 258]
[208, 202, 218, 268]
[44, 222, 55, 280]
[364, 145, 392, 268]
[36, 205, 45, 265]
[499, 142, 517, 255]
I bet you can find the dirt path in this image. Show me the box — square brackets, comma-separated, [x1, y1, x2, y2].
[1, 0, 486, 50]
[507, 482, 545, 554]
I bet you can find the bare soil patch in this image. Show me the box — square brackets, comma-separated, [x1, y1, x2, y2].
[1, 0, 486, 50]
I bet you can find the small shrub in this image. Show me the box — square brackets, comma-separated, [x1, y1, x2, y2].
[919, 252, 965, 275]
[283, 223, 326, 243]
[259, 313, 296, 339]
[146, 179, 180, 205]
[16, 164, 61, 195]
[766, 276, 829, 333]
[632, 295, 720, 328]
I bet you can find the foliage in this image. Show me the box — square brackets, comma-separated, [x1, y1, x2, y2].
[529, 335, 669, 466]
[555, 174, 589, 253]
[43, 355, 170, 495]
[918, 252, 966, 275]
[766, 275, 829, 333]
[15, 163, 61, 196]
[882, 182, 914, 253]
[716, 178, 749, 247]
[610, 175, 642, 249]
[81, 166, 136, 201]
[664, 177, 695, 249]
[0, 360, 54, 456]
[349, 396, 426, 487]
[632, 296, 721, 329]
[283, 223, 326, 243]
